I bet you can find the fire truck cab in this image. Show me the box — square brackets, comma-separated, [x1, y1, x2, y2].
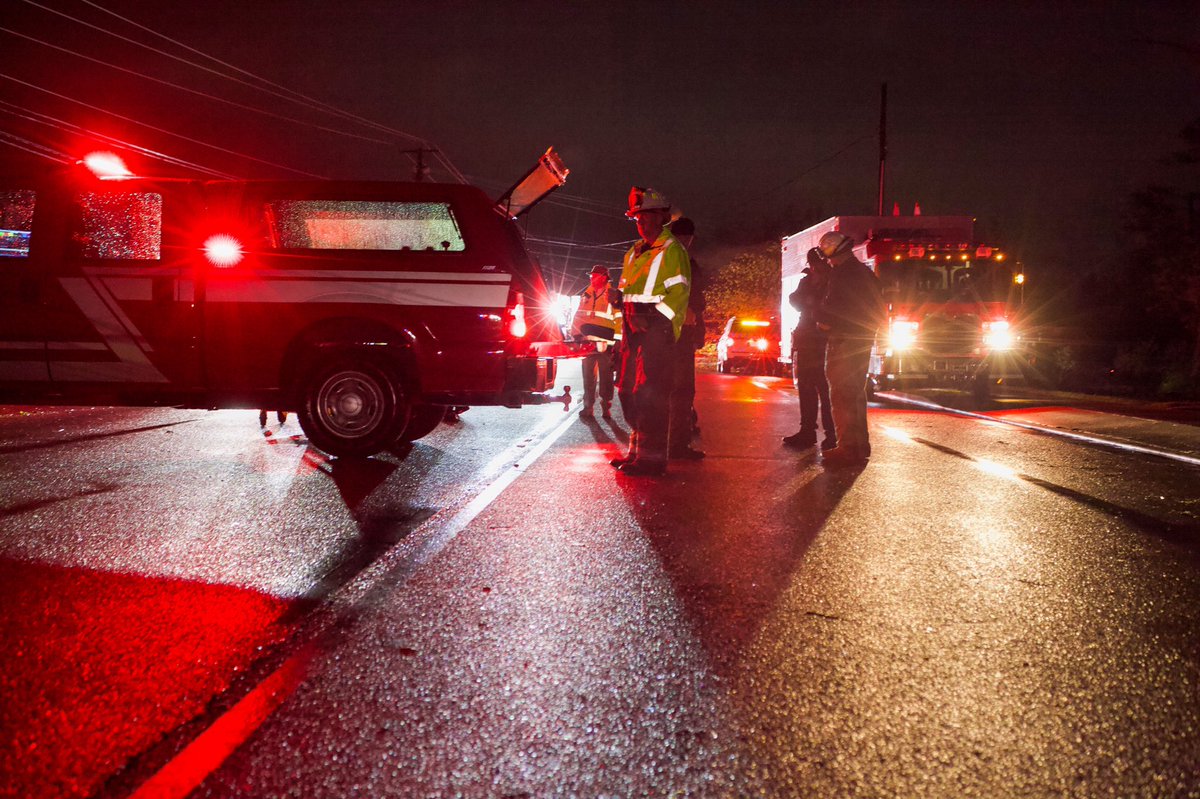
[0, 157, 568, 457]
[782, 215, 1024, 396]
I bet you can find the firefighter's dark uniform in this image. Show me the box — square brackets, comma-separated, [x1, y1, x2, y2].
[668, 259, 705, 457]
[787, 261, 836, 449]
[818, 251, 885, 460]
[616, 228, 691, 470]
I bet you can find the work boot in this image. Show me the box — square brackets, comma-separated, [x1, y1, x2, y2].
[782, 431, 816, 449]
[610, 431, 638, 468]
[618, 459, 666, 476]
[821, 437, 839, 451]
[579, 406, 594, 420]
[821, 446, 867, 467]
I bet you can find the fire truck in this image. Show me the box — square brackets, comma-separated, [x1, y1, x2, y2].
[0, 150, 570, 457]
[781, 215, 1024, 396]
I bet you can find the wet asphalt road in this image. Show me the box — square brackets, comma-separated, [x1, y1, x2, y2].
[2, 363, 1199, 798]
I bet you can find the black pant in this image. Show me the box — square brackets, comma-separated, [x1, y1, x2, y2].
[795, 356, 835, 443]
[617, 306, 676, 464]
[826, 338, 871, 455]
[668, 330, 699, 452]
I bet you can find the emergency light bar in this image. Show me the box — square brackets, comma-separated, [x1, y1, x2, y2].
[80, 151, 132, 179]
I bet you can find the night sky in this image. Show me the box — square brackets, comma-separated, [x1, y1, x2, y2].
[2, 1, 1197, 291]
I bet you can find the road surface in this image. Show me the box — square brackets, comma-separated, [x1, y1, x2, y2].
[2, 362, 1198, 798]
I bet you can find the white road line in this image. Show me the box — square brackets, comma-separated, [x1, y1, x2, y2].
[877, 391, 1200, 468]
[127, 406, 581, 798]
[411, 408, 580, 567]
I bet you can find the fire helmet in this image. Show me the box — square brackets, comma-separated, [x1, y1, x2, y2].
[626, 186, 671, 218]
[588, 264, 611, 278]
[818, 231, 853, 258]
[805, 246, 828, 271]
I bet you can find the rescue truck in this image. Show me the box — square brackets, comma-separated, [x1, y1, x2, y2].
[781, 215, 1024, 396]
[0, 150, 571, 457]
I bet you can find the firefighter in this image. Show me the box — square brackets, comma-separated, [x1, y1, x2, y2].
[570, 264, 622, 419]
[667, 217, 706, 460]
[815, 231, 886, 465]
[783, 246, 837, 451]
[611, 187, 692, 476]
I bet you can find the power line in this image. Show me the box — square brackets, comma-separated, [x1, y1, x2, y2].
[16, 0, 471, 182]
[0, 72, 327, 177]
[0, 25, 398, 147]
[0, 130, 72, 162]
[0, 100, 238, 178]
[19, 1, 423, 144]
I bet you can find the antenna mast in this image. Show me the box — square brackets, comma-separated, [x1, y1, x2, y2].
[877, 82, 887, 216]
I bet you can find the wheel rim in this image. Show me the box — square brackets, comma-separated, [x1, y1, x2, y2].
[315, 369, 387, 439]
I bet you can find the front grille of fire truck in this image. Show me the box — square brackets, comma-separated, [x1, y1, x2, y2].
[920, 315, 980, 356]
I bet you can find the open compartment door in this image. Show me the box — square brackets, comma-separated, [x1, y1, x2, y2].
[495, 147, 569, 218]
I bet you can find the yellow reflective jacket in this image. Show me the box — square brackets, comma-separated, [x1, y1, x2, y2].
[571, 285, 623, 349]
[619, 228, 692, 340]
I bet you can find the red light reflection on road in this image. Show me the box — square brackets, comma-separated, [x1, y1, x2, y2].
[0, 558, 299, 799]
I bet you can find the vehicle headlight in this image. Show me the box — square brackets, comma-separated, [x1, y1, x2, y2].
[888, 319, 918, 351]
[753, 338, 769, 351]
[983, 319, 1014, 351]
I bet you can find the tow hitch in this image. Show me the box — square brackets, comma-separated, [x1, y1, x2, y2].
[523, 385, 572, 411]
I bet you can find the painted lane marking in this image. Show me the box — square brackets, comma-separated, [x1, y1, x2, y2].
[127, 646, 315, 799]
[126, 406, 580, 798]
[877, 391, 1200, 468]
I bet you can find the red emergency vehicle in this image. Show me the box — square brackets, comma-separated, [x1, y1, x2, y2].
[781, 215, 1024, 396]
[0, 151, 569, 456]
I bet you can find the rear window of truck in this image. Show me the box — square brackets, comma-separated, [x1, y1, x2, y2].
[265, 200, 466, 252]
[0, 190, 35, 258]
[74, 191, 163, 260]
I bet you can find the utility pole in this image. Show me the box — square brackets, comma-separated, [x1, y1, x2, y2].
[877, 82, 887, 217]
[402, 147, 434, 182]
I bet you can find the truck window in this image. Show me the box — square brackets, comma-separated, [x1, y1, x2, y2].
[0, 190, 35, 258]
[265, 200, 466, 252]
[72, 191, 162, 260]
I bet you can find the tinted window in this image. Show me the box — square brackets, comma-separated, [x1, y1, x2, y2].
[266, 200, 466, 252]
[0, 190, 35, 258]
[74, 192, 162, 260]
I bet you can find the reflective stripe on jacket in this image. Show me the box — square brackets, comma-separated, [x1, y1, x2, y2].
[571, 286, 623, 345]
[619, 229, 692, 340]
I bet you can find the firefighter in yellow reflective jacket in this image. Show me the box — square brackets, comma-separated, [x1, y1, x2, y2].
[611, 187, 692, 476]
[571, 264, 622, 419]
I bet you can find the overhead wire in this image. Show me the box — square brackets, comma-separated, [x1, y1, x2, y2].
[14, 0, 470, 182]
[0, 72, 327, 178]
[0, 130, 72, 163]
[0, 26, 398, 147]
[0, 100, 239, 178]
[19, 0, 426, 146]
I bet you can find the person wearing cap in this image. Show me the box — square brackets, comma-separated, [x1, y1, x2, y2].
[570, 264, 622, 419]
[783, 246, 837, 451]
[815, 230, 887, 465]
[611, 187, 692, 476]
[667, 217, 706, 460]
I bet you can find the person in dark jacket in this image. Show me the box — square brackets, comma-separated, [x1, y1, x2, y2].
[783, 247, 836, 451]
[815, 231, 887, 465]
[667, 217, 706, 460]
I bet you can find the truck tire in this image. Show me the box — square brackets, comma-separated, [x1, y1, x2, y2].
[397, 403, 446, 443]
[298, 357, 408, 458]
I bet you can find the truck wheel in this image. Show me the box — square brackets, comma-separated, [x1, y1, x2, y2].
[298, 357, 408, 458]
[398, 403, 446, 443]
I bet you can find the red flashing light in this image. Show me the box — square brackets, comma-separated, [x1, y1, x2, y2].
[81, 151, 132, 179]
[204, 234, 244, 267]
[509, 293, 528, 338]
